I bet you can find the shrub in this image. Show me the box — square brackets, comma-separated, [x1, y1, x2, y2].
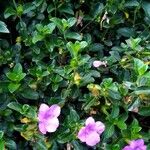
[0, 0, 150, 149]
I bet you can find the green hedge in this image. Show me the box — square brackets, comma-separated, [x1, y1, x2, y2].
[0, 0, 150, 149]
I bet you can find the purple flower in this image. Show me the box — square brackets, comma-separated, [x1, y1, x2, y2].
[78, 117, 105, 146]
[122, 139, 147, 150]
[38, 103, 61, 134]
[93, 60, 107, 68]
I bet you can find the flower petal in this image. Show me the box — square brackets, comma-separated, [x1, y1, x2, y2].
[39, 122, 47, 134]
[39, 103, 49, 112]
[48, 104, 61, 117]
[78, 127, 86, 142]
[122, 146, 132, 150]
[95, 121, 105, 134]
[85, 117, 95, 126]
[134, 139, 144, 146]
[141, 146, 147, 150]
[93, 61, 101, 68]
[45, 117, 59, 132]
[85, 132, 100, 146]
[38, 103, 50, 121]
[38, 111, 46, 121]
[130, 139, 144, 148]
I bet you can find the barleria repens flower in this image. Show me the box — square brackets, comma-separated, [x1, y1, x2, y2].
[122, 139, 147, 150]
[93, 60, 107, 68]
[78, 117, 105, 146]
[38, 103, 61, 134]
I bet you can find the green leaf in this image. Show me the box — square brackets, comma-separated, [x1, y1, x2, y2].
[52, 84, 59, 92]
[89, 43, 104, 52]
[101, 78, 113, 88]
[50, 18, 63, 32]
[126, 38, 141, 50]
[111, 105, 120, 118]
[0, 131, 4, 139]
[134, 58, 148, 76]
[36, 141, 47, 150]
[7, 102, 22, 113]
[92, 2, 104, 17]
[116, 120, 127, 130]
[130, 119, 141, 134]
[32, 23, 55, 43]
[142, 1, 150, 19]
[65, 32, 82, 40]
[6, 72, 26, 82]
[13, 63, 23, 73]
[21, 88, 39, 100]
[108, 89, 122, 100]
[6, 63, 26, 82]
[58, 129, 75, 143]
[0, 139, 4, 150]
[137, 72, 150, 86]
[8, 83, 20, 93]
[117, 27, 135, 37]
[66, 41, 88, 58]
[24, 106, 37, 119]
[32, 31, 44, 44]
[118, 113, 128, 122]
[139, 106, 150, 116]
[4, 7, 16, 19]
[67, 17, 76, 27]
[44, 23, 56, 34]
[5, 140, 17, 150]
[71, 140, 84, 150]
[58, 4, 74, 15]
[104, 124, 115, 139]
[0, 21, 9, 33]
[134, 89, 150, 95]
[23, 3, 36, 14]
[80, 41, 88, 49]
[125, 0, 139, 7]
[68, 107, 80, 123]
[47, 4, 55, 13]
[52, 75, 63, 83]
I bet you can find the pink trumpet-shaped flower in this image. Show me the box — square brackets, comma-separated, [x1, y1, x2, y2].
[38, 103, 61, 134]
[122, 139, 147, 150]
[78, 117, 105, 146]
[93, 60, 107, 67]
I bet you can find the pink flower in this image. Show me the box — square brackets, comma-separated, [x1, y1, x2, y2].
[78, 117, 105, 146]
[38, 103, 61, 134]
[93, 60, 107, 68]
[122, 139, 147, 150]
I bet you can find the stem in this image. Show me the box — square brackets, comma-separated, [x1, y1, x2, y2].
[12, 0, 17, 10]
[137, 24, 150, 38]
[79, 19, 95, 33]
[101, 28, 109, 41]
[133, 8, 137, 27]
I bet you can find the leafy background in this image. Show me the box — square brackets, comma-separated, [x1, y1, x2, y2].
[0, 0, 150, 149]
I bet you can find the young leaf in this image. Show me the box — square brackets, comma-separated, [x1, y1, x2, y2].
[7, 102, 22, 113]
[134, 58, 148, 76]
[65, 32, 82, 40]
[104, 123, 115, 139]
[8, 83, 20, 93]
[0, 21, 9, 33]
[4, 7, 16, 19]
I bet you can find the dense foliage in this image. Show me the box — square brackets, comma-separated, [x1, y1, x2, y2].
[0, 0, 150, 149]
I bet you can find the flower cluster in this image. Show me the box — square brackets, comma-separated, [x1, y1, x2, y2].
[38, 104, 147, 149]
[77, 117, 105, 146]
[38, 104, 61, 134]
[122, 139, 147, 150]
